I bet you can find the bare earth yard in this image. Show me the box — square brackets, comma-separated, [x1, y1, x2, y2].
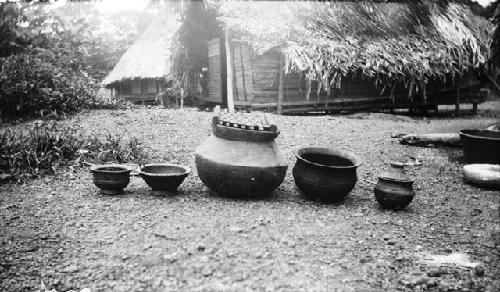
[1, 105, 499, 291]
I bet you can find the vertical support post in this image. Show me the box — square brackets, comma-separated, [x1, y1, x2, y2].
[455, 85, 460, 115]
[472, 102, 478, 115]
[421, 81, 427, 105]
[219, 37, 228, 107]
[277, 52, 284, 115]
[325, 88, 331, 112]
[182, 88, 185, 109]
[238, 43, 248, 101]
[225, 28, 235, 112]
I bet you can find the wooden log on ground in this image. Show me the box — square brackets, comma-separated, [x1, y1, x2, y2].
[399, 133, 461, 147]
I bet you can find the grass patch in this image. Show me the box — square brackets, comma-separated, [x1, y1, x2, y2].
[0, 121, 146, 183]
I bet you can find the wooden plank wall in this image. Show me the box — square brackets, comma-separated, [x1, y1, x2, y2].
[231, 41, 255, 102]
[226, 40, 486, 112]
[207, 38, 223, 103]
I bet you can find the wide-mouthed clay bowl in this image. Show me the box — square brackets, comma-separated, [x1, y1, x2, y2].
[139, 163, 191, 194]
[463, 164, 500, 190]
[293, 147, 362, 202]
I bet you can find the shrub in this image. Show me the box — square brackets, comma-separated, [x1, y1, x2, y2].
[0, 121, 146, 183]
[158, 87, 202, 108]
[79, 132, 145, 165]
[159, 88, 180, 108]
[0, 49, 99, 120]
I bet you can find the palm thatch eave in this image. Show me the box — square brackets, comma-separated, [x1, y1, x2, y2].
[102, 12, 181, 86]
[212, 0, 493, 92]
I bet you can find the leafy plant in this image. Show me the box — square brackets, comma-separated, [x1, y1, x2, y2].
[159, 88, 180, 108]
[0, 1, 154, 121]
[0, 48, 99, 120]
[0, 121, 146, 183]
[81, 132, 146, 165]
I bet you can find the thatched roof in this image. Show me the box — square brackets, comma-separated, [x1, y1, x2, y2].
[211, 0, 493, 91]
[102, 12, 180, 86]
[492, 1, 500, 69]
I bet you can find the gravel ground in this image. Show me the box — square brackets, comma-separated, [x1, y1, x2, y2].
[1, 106, 499, 292]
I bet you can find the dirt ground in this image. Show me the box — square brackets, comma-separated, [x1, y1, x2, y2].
[1, 104, 499, 292]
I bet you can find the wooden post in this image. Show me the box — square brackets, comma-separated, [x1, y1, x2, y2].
[455, 85, 460, 115]
[277, 52, 284, 115]
[325, 88, 331, 112]
[220, 37, 228, 107]
[225, 28, 235, 112]
[421, 81, 427, 105]
[239, 43, 248, 101]
[472, 102, 478, 115]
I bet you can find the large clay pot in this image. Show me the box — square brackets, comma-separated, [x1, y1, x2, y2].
[374, 162, 415, 210]
[293, 147, 362, 202]
[195, 117, 287, 197]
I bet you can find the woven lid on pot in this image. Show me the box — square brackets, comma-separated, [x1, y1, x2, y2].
[211, 108, 280, 142]
[378, 162, 414, 183]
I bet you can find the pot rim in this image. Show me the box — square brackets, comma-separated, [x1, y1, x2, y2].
[294, 147, 362, 169]
[377, 176, 414, 183]
[459, 129, 500, 141]
[90, 164, 135, 174]
[213, 123, 279, 142]
[139, 163, 191, 177]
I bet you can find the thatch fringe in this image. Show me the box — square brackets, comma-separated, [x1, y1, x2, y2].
[211, 0, 493, 93]
[102, 11, 180, 86]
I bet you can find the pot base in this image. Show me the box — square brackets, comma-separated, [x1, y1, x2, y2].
[99, 188, 124, 195]
[374, 187, 415, 210]
[195, 155, 287, 198]
[151, 190, 171, 196]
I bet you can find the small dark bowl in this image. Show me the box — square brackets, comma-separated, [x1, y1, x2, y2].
[293, 147, 362, 202]
[459, 129, 500, 164]
[139, 163, 191, 194]
[91, 164, 133, 195]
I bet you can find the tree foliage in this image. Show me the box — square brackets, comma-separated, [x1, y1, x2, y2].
[0, 2, 98, 120]
[0, 48, 98, 119]
[491, 0, 500, 73]
[0, 1, 155, 120]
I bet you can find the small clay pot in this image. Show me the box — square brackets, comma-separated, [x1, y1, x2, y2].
[139, 163, 191, 194]
[293, 147, 362, 202]
[90, 164, 133, 195]
[374, 162, 415, 210]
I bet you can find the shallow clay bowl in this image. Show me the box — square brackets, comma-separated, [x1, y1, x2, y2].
[463, 164, 500, 190]
[293, 147, 362, 202]
[139, 163, 191, 194]
[90, 164, 133, 195]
